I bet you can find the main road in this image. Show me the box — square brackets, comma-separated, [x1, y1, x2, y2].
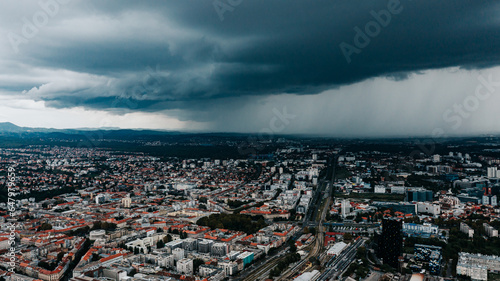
[277, 155, 338, 280]
[318, 237, 365, 281]
[236, 154, 338, 281]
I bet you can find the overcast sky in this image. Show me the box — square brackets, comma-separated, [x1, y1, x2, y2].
[1, 0, 500, 137]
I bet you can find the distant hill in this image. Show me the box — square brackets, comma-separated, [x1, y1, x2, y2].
[0, 122, 25, 132]
[0, 122, 65, 134]
[0, 122, 184, 138]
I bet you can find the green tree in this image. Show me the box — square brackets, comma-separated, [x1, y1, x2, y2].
[57, 252, 65, 262]
[91, 253, 100, 262]
[129, 268, 137, 276]
[288, 239, 297, 253]
[343, 233, 353, 241]
[309, 227, 317, 236]
[39, 223, 52, 231]
[157, 240, 165, 248]
[193, 258, 205, 274]
[196, 213, 268, 235]
[164, 234, 172, 243]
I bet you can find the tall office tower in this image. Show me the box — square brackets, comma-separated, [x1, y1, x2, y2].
[341, 199, 350, 218]
[378, 219, 403, 268]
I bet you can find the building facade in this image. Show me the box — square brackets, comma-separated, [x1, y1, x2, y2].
[377, 219, 403, 268]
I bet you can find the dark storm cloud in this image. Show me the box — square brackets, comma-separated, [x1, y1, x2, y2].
[4, 0, 500, 115]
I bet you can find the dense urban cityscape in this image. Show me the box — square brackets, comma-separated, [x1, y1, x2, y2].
[0, 130, 499, 281]
[2, 1, 500, 281]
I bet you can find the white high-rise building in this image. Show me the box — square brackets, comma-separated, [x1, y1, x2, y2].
[158, 254, 174, 268]
[374, 185, 386, 193]
[341, 199, 350, 218]
[483, 195, 490, 205]
[483, 223, 499, 237]
[487, 167, 498, 178]
[460, 222, 474, 238]
[456, 252, 500, 281]
[121, 194, 131, 208]
[95, 194, 106, 205]
[432, 154, 441, 163]
[416, 202, 441, 216]
[173, 248, 185, 261]
[211, 243, 228, 256]
[483, 195, 498, 206]
[177, 258, 193, 275]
